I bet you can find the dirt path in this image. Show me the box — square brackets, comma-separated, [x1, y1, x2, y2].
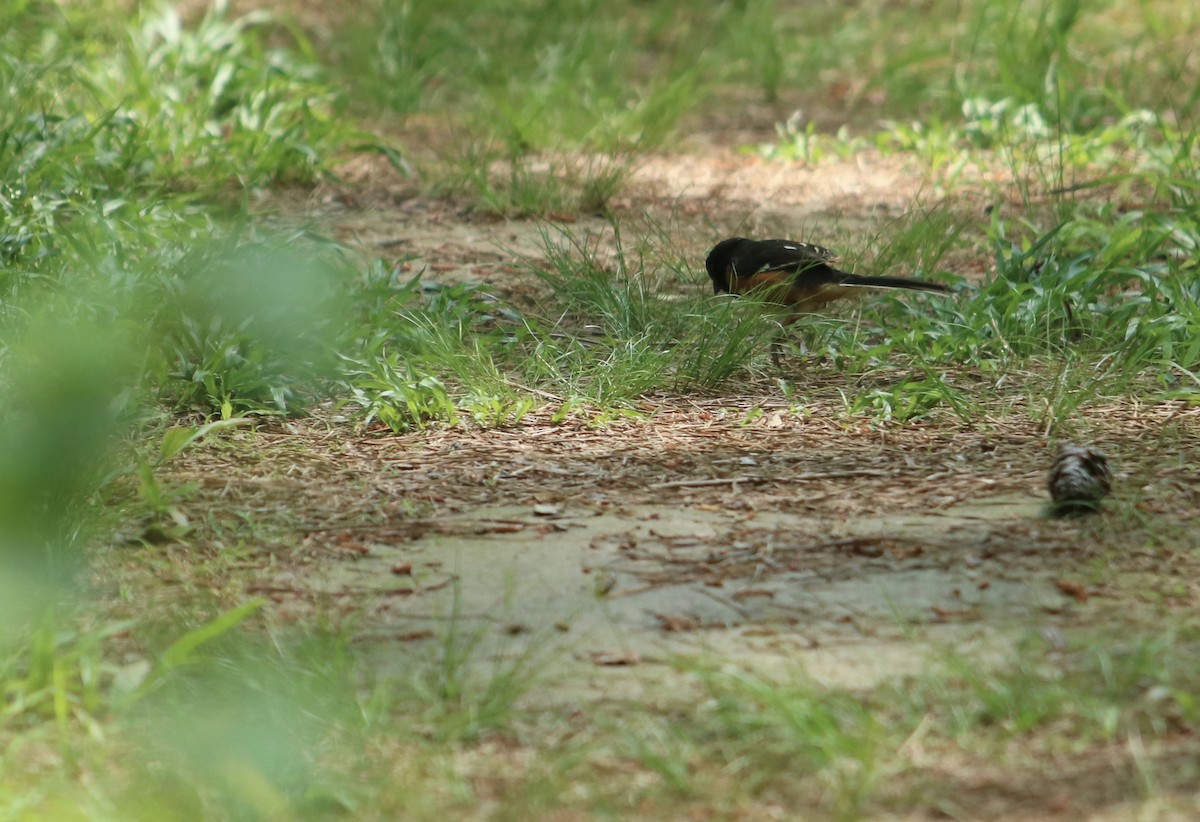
[152, 383, 1194, 695]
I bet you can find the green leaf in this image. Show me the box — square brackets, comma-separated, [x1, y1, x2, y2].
[158, 417, 253, 463]
[159, 599, 266, 669]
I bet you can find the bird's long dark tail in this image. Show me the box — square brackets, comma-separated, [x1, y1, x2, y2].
[834, 272, 950, 293]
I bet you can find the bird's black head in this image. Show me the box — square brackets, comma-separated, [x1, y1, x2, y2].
[705, 237, 748, 294]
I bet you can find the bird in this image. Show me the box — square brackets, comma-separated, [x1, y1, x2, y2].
[1047, 443, 1112, 515]
[705, 238, 952, 366]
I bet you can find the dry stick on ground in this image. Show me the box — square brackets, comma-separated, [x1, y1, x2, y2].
[649, 469, 892, 490]
[609, 536, 903, 591]
[246, 575, 459, 598]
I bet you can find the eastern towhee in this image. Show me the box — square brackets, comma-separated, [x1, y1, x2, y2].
[706, 237, 951, 366]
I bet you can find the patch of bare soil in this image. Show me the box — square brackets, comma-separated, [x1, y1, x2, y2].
[145, 394, 1199, 674]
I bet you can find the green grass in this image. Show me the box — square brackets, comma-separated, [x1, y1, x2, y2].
[330, 0, 786, 213]
[7, 607, 1200, 819]
[644, 626, 1200, 818]
[308, 0, 1200, 419]
[3, 0, 1200, 818]
[0, 1, 365, 420]
[912, 630, 1200, 747]
[333, 1, 771, 147]
[335, 0, 1200, 141]
[766, 0, 1199, 133]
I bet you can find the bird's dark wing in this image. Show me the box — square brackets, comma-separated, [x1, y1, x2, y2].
[730, 240, 844, 292]
[733, 240, 839, 278]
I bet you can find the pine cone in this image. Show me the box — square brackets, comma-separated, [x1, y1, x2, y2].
[1048, 443, 1112, 514]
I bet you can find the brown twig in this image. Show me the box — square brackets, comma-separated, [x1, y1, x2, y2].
[649, 469, 892, 490]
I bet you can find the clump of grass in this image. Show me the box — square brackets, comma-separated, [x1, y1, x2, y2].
[795, 0, 1195, 132]
[342, 275, 536, 431]
[0, 599, 558, 819]
[903, 629, 1200, 752]
[328, 1, 802, 211]
[0, 0, 359, 264]
[149, 234, 352, 415]
[333, 1, 760, 149]
[338, 214, 782, 423]
[95, 0, 356, 189]
[750, 198, 1200, 424]
[515, 220, 778, 400]
[632, 624, 1200, 818]
[696, 667, 889, 819]
[0, 0, 375, 419]
[344, 354, 462, 432]
[758, 0, 1200, 226]
[958, 209, 1200, 381]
